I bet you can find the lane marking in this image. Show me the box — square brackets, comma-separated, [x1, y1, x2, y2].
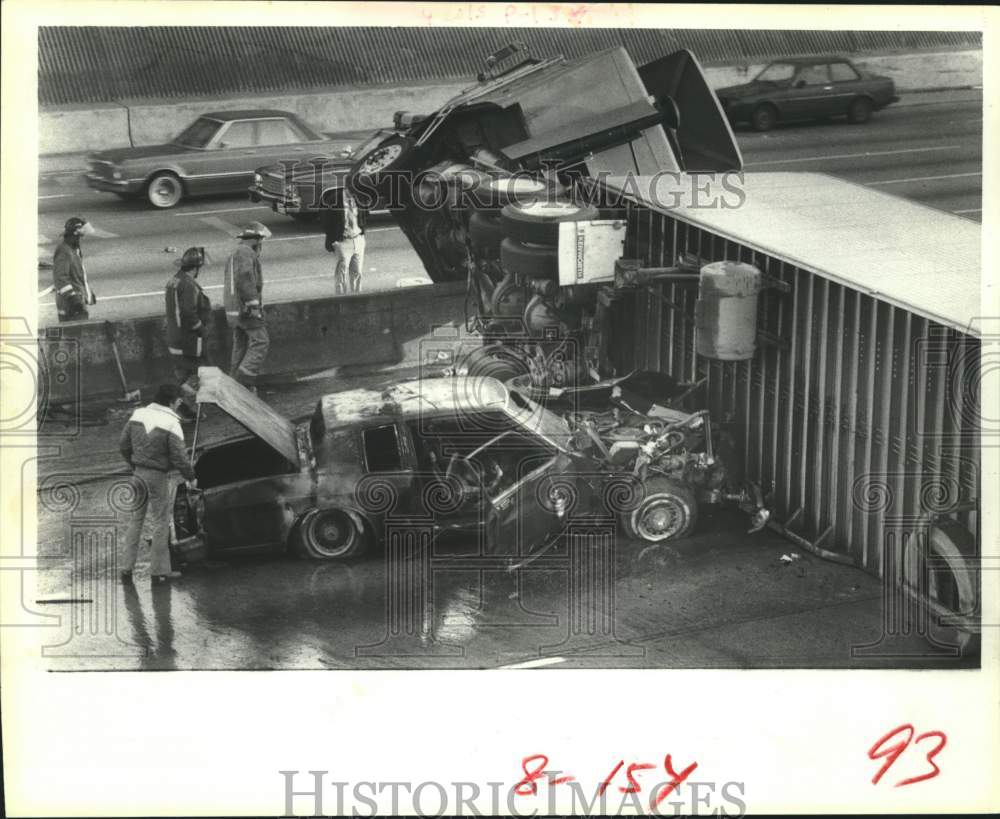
[39, 193, 75, 199]
[498, 657, 567, 669]
[953, 208, 981, 214]
[91, 225, 119, 239]
[745, 144, 963, 167]
[176, 205, 269, 217]
[868, 171, 981, 186]
[267, 226, 398, 243]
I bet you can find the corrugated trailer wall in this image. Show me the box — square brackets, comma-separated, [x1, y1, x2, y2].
[610, 203, 980, 577]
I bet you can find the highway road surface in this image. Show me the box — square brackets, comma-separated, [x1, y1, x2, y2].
[37, 91, 982, 325]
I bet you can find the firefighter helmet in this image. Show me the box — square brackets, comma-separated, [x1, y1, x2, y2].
[236, 221, 272, 240]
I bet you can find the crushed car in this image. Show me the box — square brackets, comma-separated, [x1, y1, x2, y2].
[169, 367, 767, 567]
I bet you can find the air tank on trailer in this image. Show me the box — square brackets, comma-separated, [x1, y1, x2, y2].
[694, 261, 762, 361]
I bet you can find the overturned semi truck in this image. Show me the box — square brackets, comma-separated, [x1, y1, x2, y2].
[335, 43, 981, 648]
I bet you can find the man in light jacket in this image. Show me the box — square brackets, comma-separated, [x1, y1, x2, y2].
[118, 383, 196, 584]
[53, 216, 97, 322]
[224, 221, 272, 392]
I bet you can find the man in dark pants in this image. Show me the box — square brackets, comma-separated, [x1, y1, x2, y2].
[165, 246, 213, 421]
[53, 216, 97, 321]
[224, 222, 271, 393]
[324, 187, 367, 294]
[119, 383, 196, 584]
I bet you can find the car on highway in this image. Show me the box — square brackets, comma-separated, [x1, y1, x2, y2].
[84, 110, 363, 209]
[170, 368, 757, 566]
[250, 128, 392, 220]
[714, 56, 899, 131]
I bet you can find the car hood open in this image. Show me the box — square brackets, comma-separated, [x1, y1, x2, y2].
[196, 367, 300, 467]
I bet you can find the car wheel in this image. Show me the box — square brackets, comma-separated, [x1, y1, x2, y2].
[295, 508, 368, 560]
[625, 477, 698, 542]
[848, 97, 874, 124]
[146, 172, 184, 209]
[751, 104, 778, 132]
[348, 135, 417, 201]
[500, 237, 559, 280]
[500, 199, 599, 246]
[468, 211, 506, 257]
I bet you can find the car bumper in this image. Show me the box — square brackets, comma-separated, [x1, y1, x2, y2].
[248, 185, 305, 215]
[84, 173, 142, 194]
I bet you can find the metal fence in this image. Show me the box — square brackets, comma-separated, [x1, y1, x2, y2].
[609, 203, 981, 579]
[39, 27, 983, 106]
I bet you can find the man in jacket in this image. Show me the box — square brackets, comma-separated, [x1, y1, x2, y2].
[53, 216, 97, 322]
[118, 383, 196, 584]
[165, 246, 213, 419]
[224, 221, 272, 392]
[324, 187, 367, 294]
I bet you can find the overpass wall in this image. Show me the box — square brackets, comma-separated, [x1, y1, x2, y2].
[38, 281, 467, 405]
[39, 48, 983, 154]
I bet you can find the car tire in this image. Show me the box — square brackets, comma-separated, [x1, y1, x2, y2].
[146, 172, 184, 209]
[468, 211, 506, 257]
[295, 508, 368, 560]
[751, 104, 778, 132]
[347, 135, 418, 202]
[500, 237, 559, 280]
[625, 477, 698, 542]
[848, 96, 874, 124]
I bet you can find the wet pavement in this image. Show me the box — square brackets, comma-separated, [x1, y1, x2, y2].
[34, 500, 977, 671]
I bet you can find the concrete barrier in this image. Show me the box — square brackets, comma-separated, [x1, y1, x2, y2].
[38, 49, 982, 155]
[38, 281, 467, 405]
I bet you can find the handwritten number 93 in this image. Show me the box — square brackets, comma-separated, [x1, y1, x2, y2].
[868, 724, 947, 787]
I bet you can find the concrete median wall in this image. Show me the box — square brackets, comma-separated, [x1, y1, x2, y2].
[38, 49, 982, 155]
[39, 281, 467, 405]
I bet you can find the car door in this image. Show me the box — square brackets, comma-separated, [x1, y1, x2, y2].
[184, 119, 260, 195]
[783, 63, 834, 119]
[828, 61, 865, 114]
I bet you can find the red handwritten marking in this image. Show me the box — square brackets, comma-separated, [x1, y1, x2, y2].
[650, 754, 699, 811]
[620, 762, 656, 794]
[598, 760, 624, 796]
[868, 724, 947, 787]
[549, 772, 576, 786]
[515, 755, 548, 796]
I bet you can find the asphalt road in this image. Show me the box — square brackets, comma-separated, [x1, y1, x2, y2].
[37, 91, 982, 325]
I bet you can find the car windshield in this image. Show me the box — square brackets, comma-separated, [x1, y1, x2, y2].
[174, 117, 223, 148]
[754, 62, 796, 82]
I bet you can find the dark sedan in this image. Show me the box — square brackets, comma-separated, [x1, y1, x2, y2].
[84, 110, 358, 208]
[715, 56, 899, 131]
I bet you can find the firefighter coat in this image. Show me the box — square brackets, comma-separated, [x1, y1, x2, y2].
[165, 270, 212, 358]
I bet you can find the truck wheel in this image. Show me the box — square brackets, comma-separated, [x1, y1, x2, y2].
[295, 508, 368, 560]
[848, 97, 874, 124]
[468, 176, 557, 212]
[468, 211, 506, 257]
[625, 477, 698, 542]
[500, 199, 599, 246]
[146, 172, 184, 209]
[348, 135, 417, 199]
[500, 237, 559, 279]
[751, 104, 778, 132]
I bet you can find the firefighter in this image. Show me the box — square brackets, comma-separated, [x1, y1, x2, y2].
[53, 216, 97, 322]
[165, 246, 213, 420]
[224, 221, 272, 392]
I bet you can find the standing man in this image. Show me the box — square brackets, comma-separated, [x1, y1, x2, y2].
[224, 221, 271, 392]
[53, 216, 97, 322]
[118, 383, 195, 584]
[324, 187, 367, 294]
[165, 246, 213, 420]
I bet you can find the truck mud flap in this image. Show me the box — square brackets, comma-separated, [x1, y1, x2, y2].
[638, 49, 743, 172]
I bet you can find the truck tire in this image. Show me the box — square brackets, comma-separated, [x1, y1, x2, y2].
[295, 508, 368, 560]
[500, 199, 599, 246]
[468, 176, 557, 212]
[468, 211, 506, 257]
[347, 134, 417, 201]
[625, 477, 698, 542]
[500, 237, 559, 280]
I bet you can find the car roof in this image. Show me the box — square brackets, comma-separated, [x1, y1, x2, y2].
[766, 55, 851, 65]
[318, 376, 510, 429]
[199, 109, 299, 121]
